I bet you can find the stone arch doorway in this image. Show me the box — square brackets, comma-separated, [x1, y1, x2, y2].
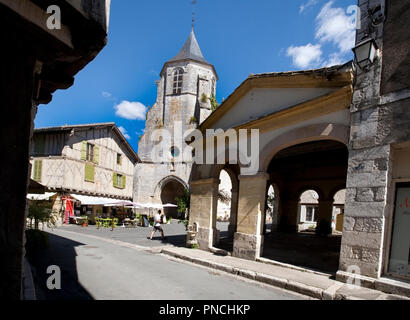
[160, 177, 187, 219]
[297, 190, 320, 232]
[264, 183, 280, 234]
[262, 139, 348, 274]
[331, 189, 346, 232]
[213, 164, 240, 252]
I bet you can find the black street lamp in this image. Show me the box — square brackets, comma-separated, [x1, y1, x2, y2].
[352, 38, 378, 71]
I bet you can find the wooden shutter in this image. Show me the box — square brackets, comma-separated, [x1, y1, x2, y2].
[93, 146, 99, 165]
[113, 172, 117, 187]
[33, 160, 42, 182]
[85, 163, 95, 182]
[81, 141, 87, 161]
[122, 175, 126, 189]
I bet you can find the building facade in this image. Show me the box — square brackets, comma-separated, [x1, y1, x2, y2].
[188, 64, 353, 257]
[0, 0, 111, 299]
[336, 0, 410, 294]
[29, 123, 139, 224]
[134, 29, 218, 218]
[186, 0, 410, 296]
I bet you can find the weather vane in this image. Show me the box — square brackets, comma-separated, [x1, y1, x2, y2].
[192, 0, 197, 30]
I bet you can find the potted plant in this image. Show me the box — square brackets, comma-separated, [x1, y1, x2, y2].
[81, 217, 88, 227]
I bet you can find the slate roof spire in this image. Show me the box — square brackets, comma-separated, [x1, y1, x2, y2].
[168, 29, 210, 65]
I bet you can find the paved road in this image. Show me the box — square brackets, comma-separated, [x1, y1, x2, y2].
[55, 220, 229, 248]
[29, 228, 309, 300]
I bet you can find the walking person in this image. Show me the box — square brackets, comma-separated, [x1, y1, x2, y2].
[149, 210, 166, 240]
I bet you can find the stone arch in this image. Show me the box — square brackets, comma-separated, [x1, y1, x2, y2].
[260, 123, 349, 173]
[210, 162, 241, 251]
[153, 175, 188, 198]
[297, 189, 321, 231]
[157, 176, 188, 218]
[296, 186, 325, 202]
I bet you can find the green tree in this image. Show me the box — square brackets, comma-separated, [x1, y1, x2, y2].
[266, 193, 275, 214]
[176, 189, 190, 230]
[27, 201, 58, 230]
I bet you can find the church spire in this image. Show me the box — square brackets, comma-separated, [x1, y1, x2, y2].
[168, 29, 209, 65]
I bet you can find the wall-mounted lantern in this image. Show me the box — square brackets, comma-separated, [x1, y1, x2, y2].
[352, 38, 378, 71]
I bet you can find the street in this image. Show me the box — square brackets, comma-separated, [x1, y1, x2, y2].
[28, 226, 309, 300]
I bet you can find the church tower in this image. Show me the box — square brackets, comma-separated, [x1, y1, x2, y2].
[134, 30, 218, 217]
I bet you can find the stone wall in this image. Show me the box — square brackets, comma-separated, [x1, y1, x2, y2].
[0, 0, 110, 299]
[134, 56, 217, 207]
[338, 0, 410, 281]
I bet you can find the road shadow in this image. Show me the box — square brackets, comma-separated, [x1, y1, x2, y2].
[262, 231, 342, 275]
[151, 234, 187, 247]
[27, 232, 94, 300]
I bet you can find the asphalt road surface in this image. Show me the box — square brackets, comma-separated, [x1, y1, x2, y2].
[28, 228, 309, 300]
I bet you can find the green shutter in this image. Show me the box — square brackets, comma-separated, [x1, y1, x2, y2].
[33, 160, 42, 182]
[122, 175, 126, 189]
[93, 146, 99, 165]
[113, 172, 117, 187]
[85, 163, 95, 182]
[81, 141, 87, 161]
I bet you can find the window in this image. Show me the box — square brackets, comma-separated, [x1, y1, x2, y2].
[86, 143, 94, 162]
[170, 146, 180, 158]
[172, 68, 184, 94]
[305, 205, 318, 222]
[113, 172, 126, 189]
[81, 141, 99, 165]
[211, 78, 216, 95]
[116, 174, 122, 187]
[117, 153, 122, 165]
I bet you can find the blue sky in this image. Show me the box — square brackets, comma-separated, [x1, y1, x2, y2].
[35, 0, 357, 152]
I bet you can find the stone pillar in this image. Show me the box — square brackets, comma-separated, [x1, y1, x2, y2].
[0, 44, 37, 299]
[188, 178, 220, 250]
[233, 173, 269, 260]
[338, 146, 391, 279]
[336, 0, 390, 280]
[227, 189, 239, 237]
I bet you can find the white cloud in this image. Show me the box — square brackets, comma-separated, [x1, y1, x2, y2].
[136, 128, 145, 136]
[287, 1, 354, 69]
[322, 52, 345, 67]
[102, 91, 112, 98]
[118, 126, 131, 140]
[114, 101, 147, 120]
[315, 1, 356, 53]
[299, 0, 319, 14]
[286, 43, 323, 69]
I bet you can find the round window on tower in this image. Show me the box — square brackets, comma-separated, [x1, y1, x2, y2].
[170, 146, 180, 158]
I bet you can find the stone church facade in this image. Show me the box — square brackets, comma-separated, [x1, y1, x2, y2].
[134, 30, 218, 217]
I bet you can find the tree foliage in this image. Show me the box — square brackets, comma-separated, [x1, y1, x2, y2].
[266, 194, 275, 214]
[176, 189, 190, 230]
[27, 201, 58, 230]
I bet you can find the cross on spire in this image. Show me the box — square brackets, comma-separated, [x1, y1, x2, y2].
[192, 0, 197, 30]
